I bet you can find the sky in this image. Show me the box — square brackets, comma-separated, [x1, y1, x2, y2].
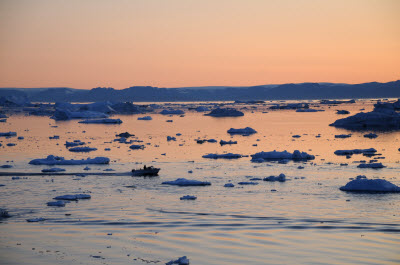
[0, 0, 399, 90]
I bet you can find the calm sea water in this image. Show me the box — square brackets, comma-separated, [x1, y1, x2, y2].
[0, 100, 399, 265]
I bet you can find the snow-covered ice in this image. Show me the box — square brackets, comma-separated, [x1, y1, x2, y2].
[29, 155, 110, 165]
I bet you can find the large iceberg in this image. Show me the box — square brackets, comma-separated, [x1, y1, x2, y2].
[330, 101, 400, 130]
[29, 155, 110, 165]
[251, 150, 315, 161]
[340, 178, 400, 192]
[204, 108, 244, 117]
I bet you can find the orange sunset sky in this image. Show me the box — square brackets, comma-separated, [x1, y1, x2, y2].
[0, 0, 399, 90]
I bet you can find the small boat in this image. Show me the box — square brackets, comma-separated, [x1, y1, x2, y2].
[131, 166, 160, 176]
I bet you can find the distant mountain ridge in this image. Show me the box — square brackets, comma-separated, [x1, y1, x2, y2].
[0, 80, 399, 102]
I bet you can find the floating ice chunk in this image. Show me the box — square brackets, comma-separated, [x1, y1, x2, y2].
[29, 155, 110, 165]
[47, 201, 66, 207]
[160, 109, 185, 115]
[207, 139, 217, 143]
[166, 256, 190, 265]
[180, 195, 197, 200]
[116, 132, 135, 138]
[296, 109, 324, 112]
[263, 173, 286, 182]
[237, 181, 259, 185]
[224, 183, 235, 187]
[53, 194, 91, 200]
[251, 150, 314, 161]
[336, 110, 350, 114]
[79, 118, 122, 124]
[0, 208, 11, 218]
[292, 135, 301, 138]
[334, 148, 377, 156]
[129, 144, 145, 150]
[49, 135, 59, 140]
[162, 178, 211, 186]
[340, 178, 400, 192]
[227, 127, 257, 135]
[68, 147, 97, 152]
[364, 133, 378, 139]
[167, 136, 176, 141]
[138, 116, 152, 120]
[335, 134, 352, 138]
[0, 132, 17, 137]
[65, 140, 85, 147]
[219, 140, 237, 145]
[26, 217, 45, 222]
[205, 108, 244, 117]
[18, 136, 24, 140]
[7, 143, 16, 146]
[202, 153, 243, 159]
[41, 167, 66, 173]
[1, 165, 12, 168]
[357, 163, 385, 169]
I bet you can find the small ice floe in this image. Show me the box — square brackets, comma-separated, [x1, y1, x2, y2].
[227, 127, 257, 135]
[103, 168, 115, 171]
[138, 116, 152, 120]
[0, 119, 7, 122]
[297, 166, 304, 169]
[180, 195, 197, 200]
[292, 135, 301, 138]
[160, 109, 185, 115]
[68, 147, 97, 152]
[29, 155, 110, 165]
[1, 165, 12, 168]
[0, 208, 11, 218]
[129, 144, 145, 150]
[83, 166, 91, 170]
[219, 140, 237, 145]
[296, 109, 324, 112]
[166, 120, 173, 122]
[336, 110, 350, 115]
[204, 108, 244, 117]
[0, 132, 17, 137]
[166, 256, 190, 265]
[17, 136, 24, 140]
[224, 183, 235, 187]
[11, 177, 20, 180]
[357, 163, 385, 169]
[364, 133, 378, 139]
[65, 140, 86, 147]
[251, 150, 314, 162]
[340, 177, 400, 192]
[237, 181, 259, 185]
[167, 136, 176, 141]
[335, 134, 352, 139]
[53, 194, 91, 200]
[47, 201, 66, 207]
[116, 132, 135, 138]
[162, 178, 211, 186]
[49, 135, 60, 140]
[7, 143, 16, 146]
[202, 153, 243, 159]
[79, 118, 122, 124]
[334, 148, 377, 156]
[41, 167, 66, 173]
[263, 173, 286, 182]
[26, 217, 45, 222]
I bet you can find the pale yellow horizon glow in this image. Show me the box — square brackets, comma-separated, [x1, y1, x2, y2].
[0, 0, 399, 90]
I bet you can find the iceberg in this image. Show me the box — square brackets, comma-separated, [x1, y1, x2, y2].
[219, 140, 237, 145]
[204, 108, 244, 117]
[78, 118, 122, 124]
[0, 132, 17, 137]
[41, 167, 66, 173]
[29, 155, 110, 165]
[53, 194, 91, 200]
[138, 116, 152, 120]
[52, 109, 109, 120]
[180, 195, 197, 200]
[227, 127, 257, 135]
[357, 163, 385, 169]
[129, 144, 145, 150]
[68, 147, 97, 152]
[334, 148, 377, 156]
[340, 178, 400, 192]
[251, 150, 315, 161]
[160, 109, 185, 115]
[47, 201, 66, 207]
[202, 153, 243, 159]
[65, 140, 86, 147]
[162, 178, 211, 186]
[263, 173, 286, 182]
[166, 256, 190, 265]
